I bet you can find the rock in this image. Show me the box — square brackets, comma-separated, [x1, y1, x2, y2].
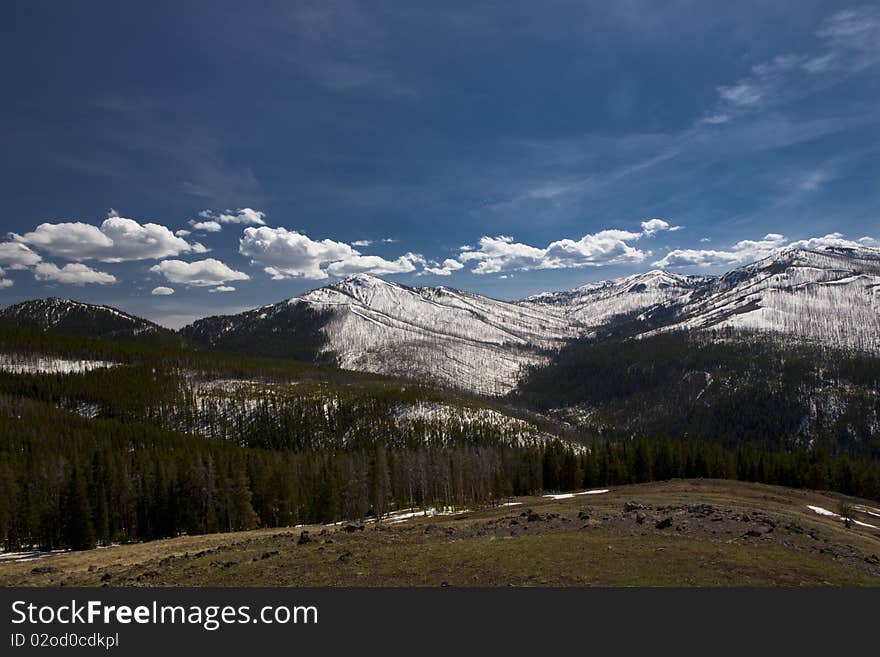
[624, 501, 645, 512]
[297, 531, 313, 545]
[100, 573, 113, 581]
[635, 512, 647, 525]
[509, 519, 519, 526]
[577, 510, 591, 520]
[261, 551, 279, 560]
[655, 517, 673, 530]
[343, 524, 363, 533]
[338, 551, 352, 562]
[864, 554, 880, 565]
[31, 566, 60, 575]
[526, 511, 542, 522]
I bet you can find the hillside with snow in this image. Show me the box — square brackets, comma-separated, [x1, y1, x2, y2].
[185, 274, 579, 395]
[5, 245, 879, 397]
[646, 247, 880, 352]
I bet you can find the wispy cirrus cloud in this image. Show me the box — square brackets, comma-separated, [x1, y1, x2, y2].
[704, 6, 880, 122]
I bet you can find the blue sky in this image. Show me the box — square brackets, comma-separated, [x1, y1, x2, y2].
[1, 1, 878, 327]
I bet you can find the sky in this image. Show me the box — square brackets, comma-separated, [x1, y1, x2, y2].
[1, 0, 878, 327]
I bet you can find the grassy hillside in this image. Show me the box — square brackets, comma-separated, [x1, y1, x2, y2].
[3, 480, 879, 587]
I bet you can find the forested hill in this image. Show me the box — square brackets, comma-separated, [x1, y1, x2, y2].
[513, 331, 880, 459]
[0, 297, 180, 345]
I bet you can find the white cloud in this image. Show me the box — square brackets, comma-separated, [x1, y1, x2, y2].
[209, 286, 236, 293]
[423, 258, 465, 276]
[717, 82, 763, 106]
[240, 226, 359, 280]
[701, 114, 731, 125]
[458, 220, 678, 275]
[151, 286, 175, 296]
[190, 242, 210, 254]
[199, 208, 266, 226]
[0, 267, 12, 288]
[640, 218, 682, 235]
[325, 253, 423, 277]
[706, 6, 880, 125]
[33, 262, 117, 285]
[150, 258, 250, 287]
[0, 242, 42, 269]
[241, 226, 426, 279]
[798, 169, 833, 192]
[654, 232, 877, 268]
[352, 237, 396, 247]
[189, 220, 222, 233]
[175, 229, 191, 237]
[13, 212, 198, 262]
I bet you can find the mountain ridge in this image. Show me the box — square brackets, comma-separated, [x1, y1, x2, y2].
[3, 245, 879, 393]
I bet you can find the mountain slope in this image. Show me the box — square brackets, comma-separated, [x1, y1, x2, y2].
[0, 297, 170, 340]
[521, 269, 710, 330]
[181, 246, 880, 397]
[184, 274, 579, 395]
[649, 247, 880, 352]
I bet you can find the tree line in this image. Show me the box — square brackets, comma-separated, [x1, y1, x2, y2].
[2, 396, 879, 552]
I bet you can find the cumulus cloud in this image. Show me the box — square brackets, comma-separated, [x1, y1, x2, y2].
[240, 226, 358, 280]
[325, 253, 424, 277]
[0, 242, 42, 269]
[150, 258, 250, 287]
[240, 227, 428, 279]
[151, 286, 175, 296]
[209, 286, 236, 293]
[0, 267, 12, 288]
[458, 220, 679, 275]
[189, 220, 222, 233]
[423, 258, 465, 276]
[13, 212, 199, 262]
[654, 232, 878, 268]
[33, 262, 117, 285]
[641, 218, 682, 235]
[175, 229, 191, 237]
[199, 208, 266, 226]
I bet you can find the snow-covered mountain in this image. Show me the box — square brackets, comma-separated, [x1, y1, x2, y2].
[646, 246, 880, 352]
[0, 297, 166, 339]
[5, 245, 878, 396]
[522, 269, 710, 330]
[184, 274, 579, 395]
[182, 246, 880, 395]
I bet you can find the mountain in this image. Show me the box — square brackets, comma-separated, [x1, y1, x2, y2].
[521, 269, 710, 331]
[0, 297, 169, 340]
[181, 246, 880, 396]
[645, 246, 880, 352]
[183, 273, 578, 395]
